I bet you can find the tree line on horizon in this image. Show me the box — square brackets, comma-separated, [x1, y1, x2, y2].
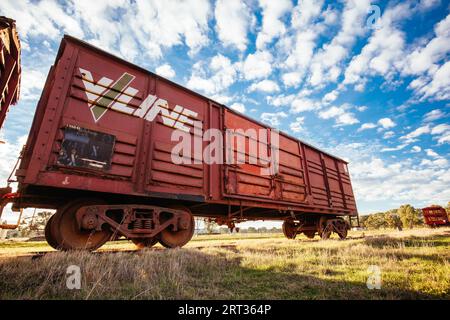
[360, 202, 450, 230]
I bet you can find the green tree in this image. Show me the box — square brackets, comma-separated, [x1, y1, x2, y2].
[247, 227, 257, 233]
[363, 212, 388, 229]
[384, 209, 403, 230]
[204, 219, 218, 234]
[18, 210, 53, 237]
[397, 204, 422, 229]
[258, 227, 268, 233]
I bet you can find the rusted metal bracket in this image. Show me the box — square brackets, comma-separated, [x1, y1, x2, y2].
[75, 204, 190, 239]
[0, 190, 21, 229]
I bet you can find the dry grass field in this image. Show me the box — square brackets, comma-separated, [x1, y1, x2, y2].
[0, 227, 449, 299]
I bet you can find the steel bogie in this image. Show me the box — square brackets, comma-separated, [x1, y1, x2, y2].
[282, 219, 297, 239]
[44, 200, 195, 250]
[75, 204, 193, 240]
[281, 215, 350, 240]
[48, 199, 112, 251]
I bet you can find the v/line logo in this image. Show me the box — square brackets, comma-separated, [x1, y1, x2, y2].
[79, 68, 198, 132]
[79, 68, 280, 175]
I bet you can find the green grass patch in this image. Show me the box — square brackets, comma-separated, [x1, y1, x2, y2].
[0, 228, 448, 299]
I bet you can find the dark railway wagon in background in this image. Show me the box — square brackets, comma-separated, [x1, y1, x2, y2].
[422, 206, 449, 227]
[0, 35, 358, 250]
[0, 16, 21, 131]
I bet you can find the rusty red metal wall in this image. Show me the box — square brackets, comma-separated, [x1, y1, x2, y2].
[0, 17, 21, 130]
[422, 207, 449, 226]
[15, 35, 357, 218]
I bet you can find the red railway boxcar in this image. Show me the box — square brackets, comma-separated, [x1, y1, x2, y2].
[422, 206, 449, 227]
[0, 35, 358, 250]
[0, 16, 21, 131]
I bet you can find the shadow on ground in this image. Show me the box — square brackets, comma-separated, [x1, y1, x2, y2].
[0, 243, 447, 300]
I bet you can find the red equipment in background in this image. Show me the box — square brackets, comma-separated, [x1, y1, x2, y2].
[0, 35, 358, 250]
[422, 206, 449, 227]
[0, 16, 21, 131]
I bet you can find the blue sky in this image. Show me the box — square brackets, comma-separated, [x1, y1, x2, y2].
[0, 0, 449, 222]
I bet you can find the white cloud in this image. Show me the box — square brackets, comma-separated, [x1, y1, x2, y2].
[289, 117, 305, 133]
[266, 94, 296, 107]
[0, 135, 28, 185]
[350, 156, 450, 205]
[186, 54, 237, 96]
[413, 61, 450, 101]
[186, 75, 215, 95]
[411, 146, 422, 153]
[280, 0, 325, 83]
[326, 140, 450, 208]
[383, 131, 395, 139]
[230, 102, 246, 113]
[260, 112, 287, 127]
[248, 80, 280, 93]
[282, 72, 302, 88]
[402, 13, 450, 76]
[321, 6, 339, 25]
[378, 118, 396, 129]
[242, 51, 273, 80]
[423, 109, 446, 122]
[356, 105, 368, 112]
[108, 0, 211, 59]
[12, 0, 211, 61]
[290, 98, 319, 114]
[425, 148, 439, 157]
[430, 123, 450, 135]
[381, 144, 408, 152]
[283, 30, 320, 83]
[343, 2, 412, 90]
[430, 123, 450, 144]
[358, 123, 377, 132]
[19, 68, 47, 101]
[291, 0, 324, 28]
[256, 0, 292, 49]
[215, 0, 252, 51]
[155, 64, 176, 79]
[400, 14, 450, 102]
[318, 104, 359, 126]
[418, 0, 441, 11]
[398, 123, 450, 146]
[400, 125, 431, 143]
[322, 90, 339, 104]
[211, 94, 233, 105]
[308, 0, 371, 87]
[420, 158, 448, 168]
[0, 0, 85, 40]
[436, 131, 450, 144]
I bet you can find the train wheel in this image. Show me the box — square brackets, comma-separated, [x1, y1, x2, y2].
[303, 231, 315, 239]
[132, 237, 159, 249]
[334, 219, 348, 240]
[44, 215, 59, 249]
[320, 225, 332, 240]
[51, 199, 112, 251]
[159, 208, 194, 248]
[319, 216, 331, 240]
[282, 220, 297, 239]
